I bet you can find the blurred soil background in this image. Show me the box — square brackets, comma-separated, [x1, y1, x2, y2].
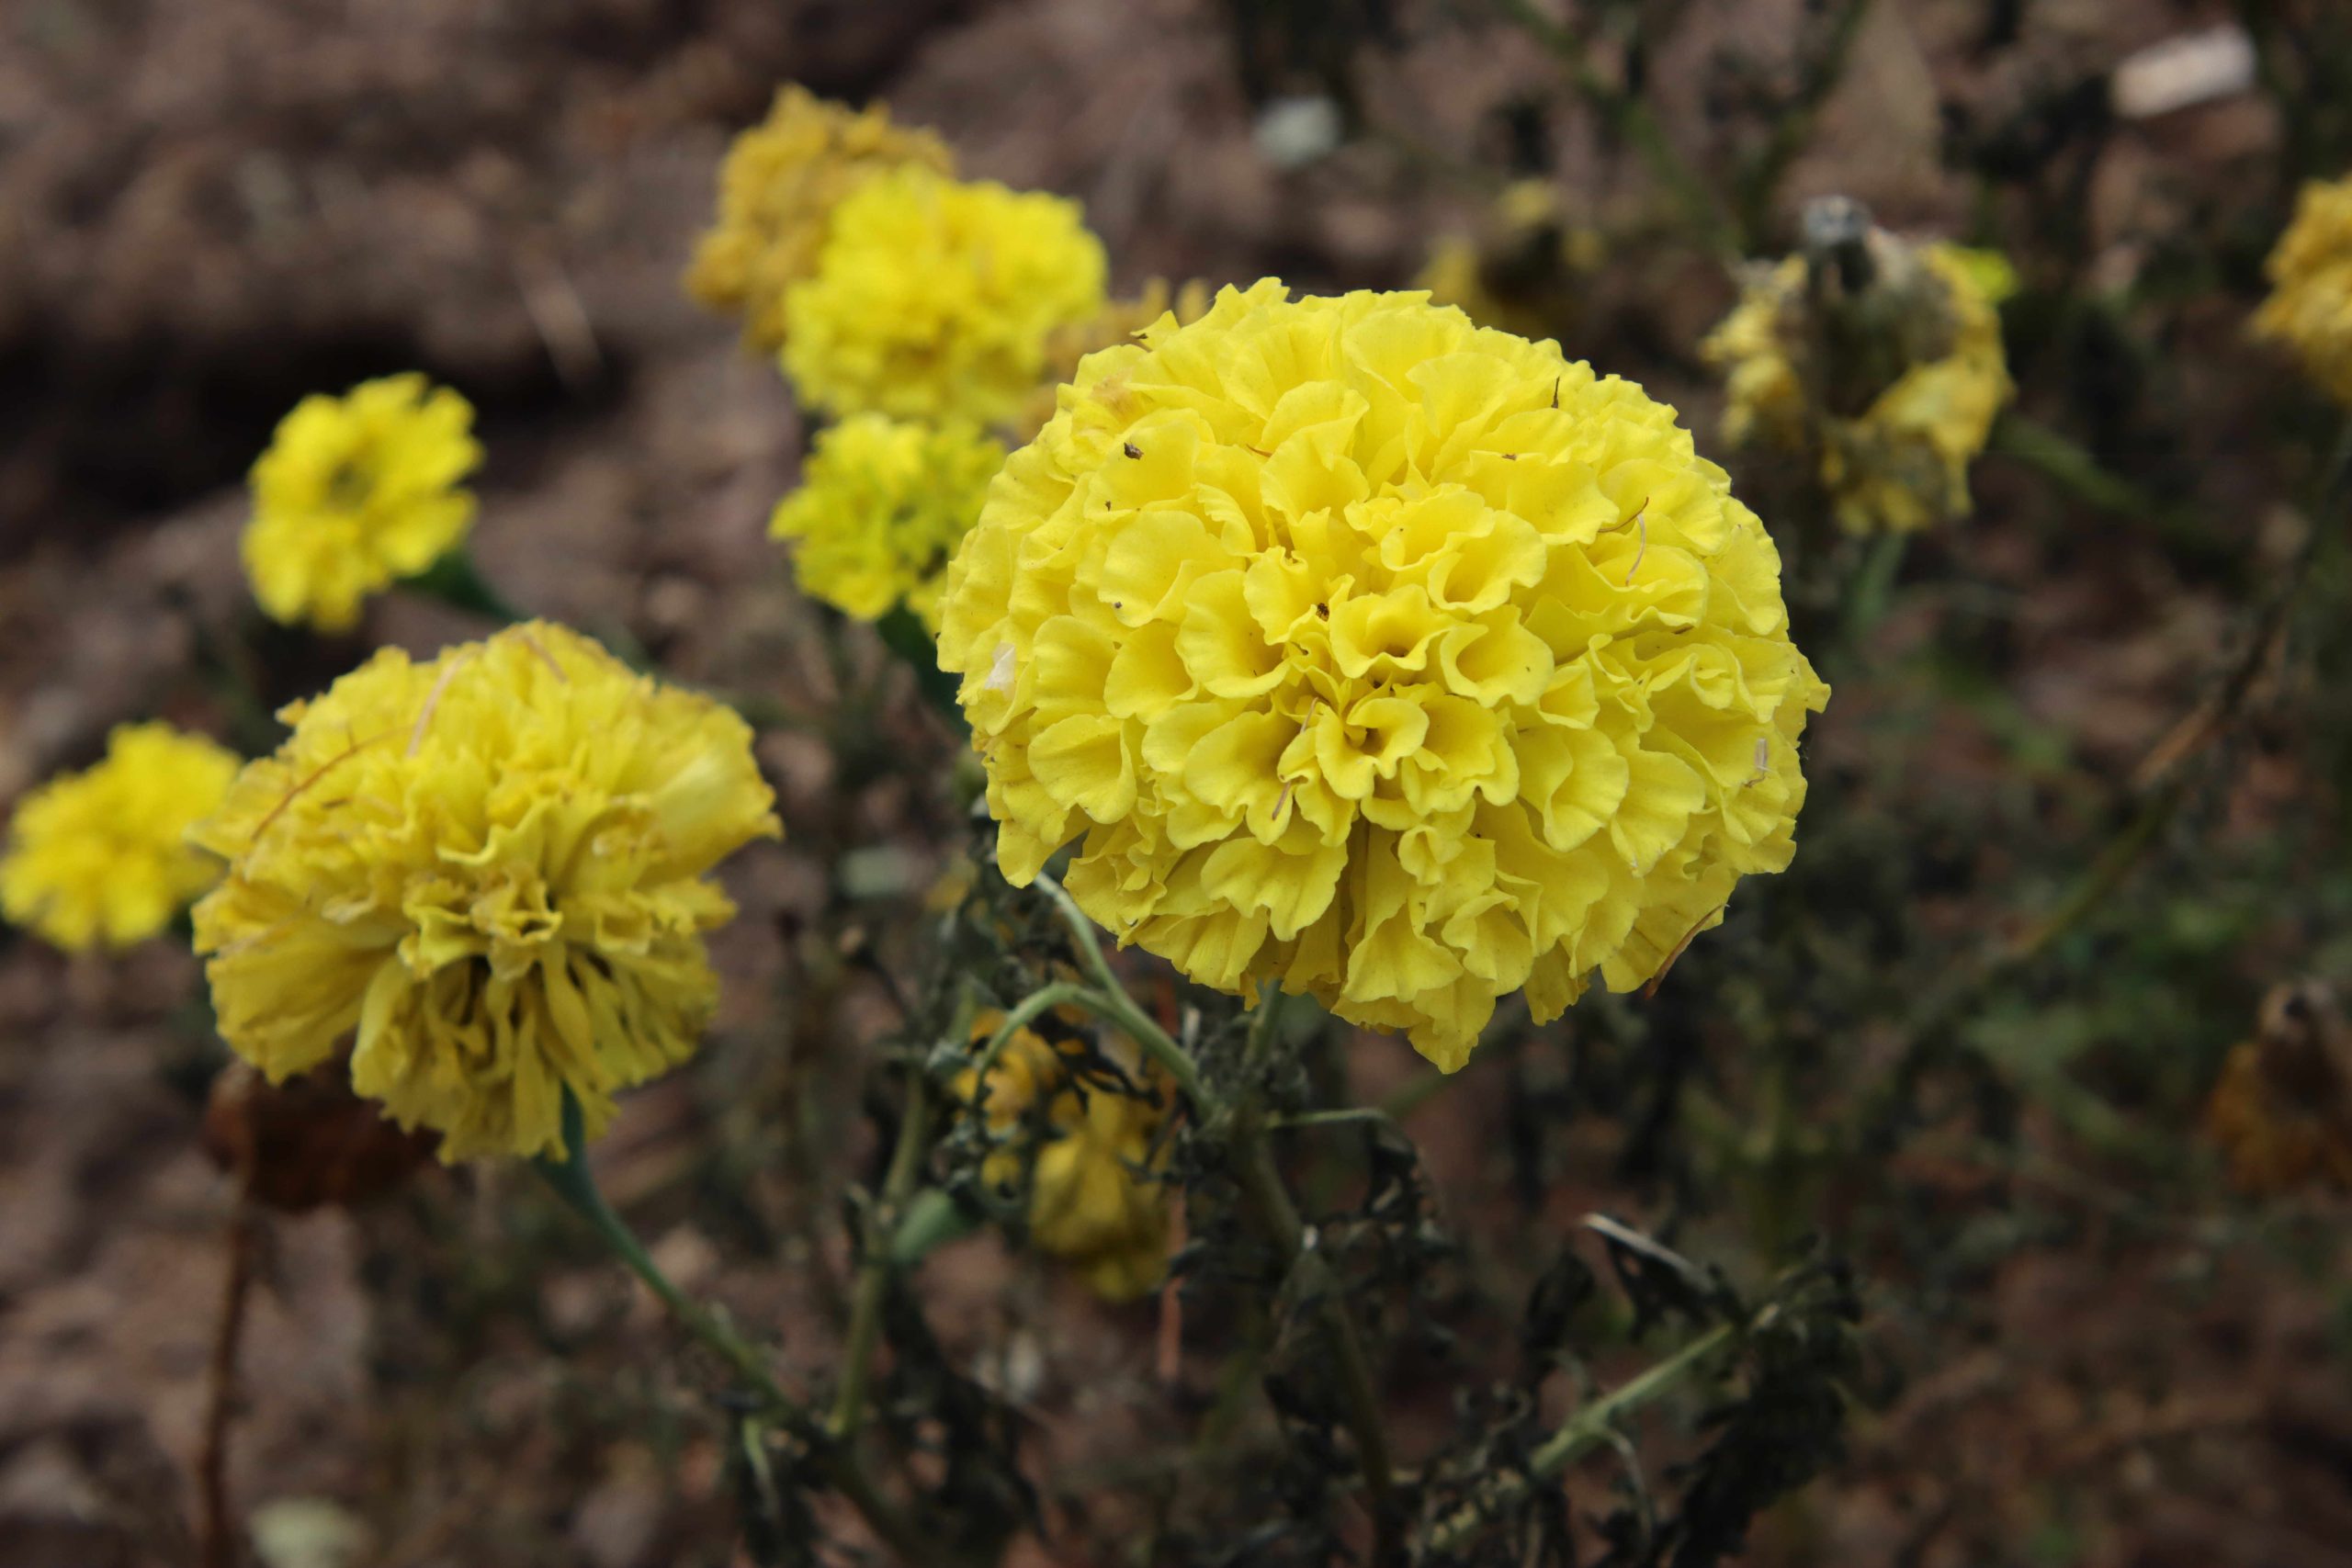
[3, 1, 2350, 1565]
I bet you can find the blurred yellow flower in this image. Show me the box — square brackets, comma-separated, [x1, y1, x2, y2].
[958, 1011, 1171, 1301]
[685, 86, 955, 354]
[1, 722, 238, 952]
[2255, 174, 2352, 406]
[770, 413, 1005, 630]
[2206, 980, 2352, 1196]
[937, 282, 1827, 1070]
[781, 166, 1107, 426]
[191, 623, 780, 1162]
[1704, 240, 2013, 535]
[245, 374, 481, 632]
[1415, 178, 1602, 342]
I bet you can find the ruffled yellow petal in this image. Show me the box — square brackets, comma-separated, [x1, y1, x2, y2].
[191, 623, 779, 1161]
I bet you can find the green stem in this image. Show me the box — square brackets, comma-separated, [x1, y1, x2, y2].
[1427, 1319, 1741, 1551]
[1839, 531, 1909, 649]
[534, 1096, 949, 1564]
[831, 1066, 936, 1437]
[1031, 874, 1213, 1110]
[875, 605, 969, 734]
[1730, 0, 1873, 246]
[409, 547, 528, 623]
[1491, 0, 1737, 256]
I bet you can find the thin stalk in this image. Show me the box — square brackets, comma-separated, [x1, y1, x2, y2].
[831, 1066, 935, 1437]
[1032, 874, 1213, 1109]
[1491, 0, 1737, 257]
[1427, 1319, 1741, 1551]
[534, 1097, 950, 1564]
[198, 1201, 260, 1568]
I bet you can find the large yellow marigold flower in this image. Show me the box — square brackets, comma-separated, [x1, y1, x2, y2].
[190, 623, 780, 1161]
[958, 1012, 1170, 1301]
[685, 86, 955, 354]
[245, 374, 481, 632]
[938, 282, 1828, 1069]
[781, 166, 1108, 427]
[1704, 241, 2014, 535]
[1, 723, 239, 952]
[770, 413, 1006, 630]
[2255, 174, 2352, 406]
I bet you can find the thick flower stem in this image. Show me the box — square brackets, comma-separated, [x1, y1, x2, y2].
[535, 1097, 950, 1565]
[1425, 1318, 1742, 1551]
[409, 547, 527, 624]
[831, 1066, 935, 1438]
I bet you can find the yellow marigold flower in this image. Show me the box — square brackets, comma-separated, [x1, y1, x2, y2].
[770, 413, 1006, 630]
[190, 623, 780, 1162]
[937, 282, 1828, 1070]
[2255, 174, 2352, 405]
[685, 86, 955, 354]
[1703, 239, 2014, 535]
[781, 166, 1108, 426]
[245, 374, 481, 632]
[1, 722, 238, 952]
[1013, 278, 1216, 441]
[957, 1012, 1170, 1301]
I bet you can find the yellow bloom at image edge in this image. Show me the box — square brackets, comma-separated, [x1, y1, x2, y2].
[771, 413, 1005, 629]
[939, 282, 1828, 1071]
[245, 373, 481, 632]
[957, 1012, 1171, 1302]
[1, 723, 239, 951]
[191, 623, 780, 1162]
[2256, 173, 2352, 406]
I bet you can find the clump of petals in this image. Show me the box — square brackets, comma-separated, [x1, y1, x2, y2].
[244, 373, 481, 632]
[956, 1011, 1173, 1301]
[191, 623, 780, 1161]
[685, 86, 954, 354]
[781, 167, 1107, 427]
[2255, 174, 2352, 407]
[2, 722, 238, 952]
[937, 282, 1829, 1070]
[770, 413, 1005, 629]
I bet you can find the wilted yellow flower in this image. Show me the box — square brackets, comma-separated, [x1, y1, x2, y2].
[686, 86, 955, 354]
[958, 1011, 1170, 1300]
[770, 413, 1005, 629]
[781, 166, 1107, 426]
[938, 282, 1828, 1069]
[1, 723, 238, 952]
[1416, 179, 1603, 342]
[245, 374, 481, 632]
[1704, 239, 2013, 535]
[2206, 980, 2352, 1196]
[1013, 278, 1216, 441]
[190, 623, 780, 1162]
[2255, 174, 2352, 405]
